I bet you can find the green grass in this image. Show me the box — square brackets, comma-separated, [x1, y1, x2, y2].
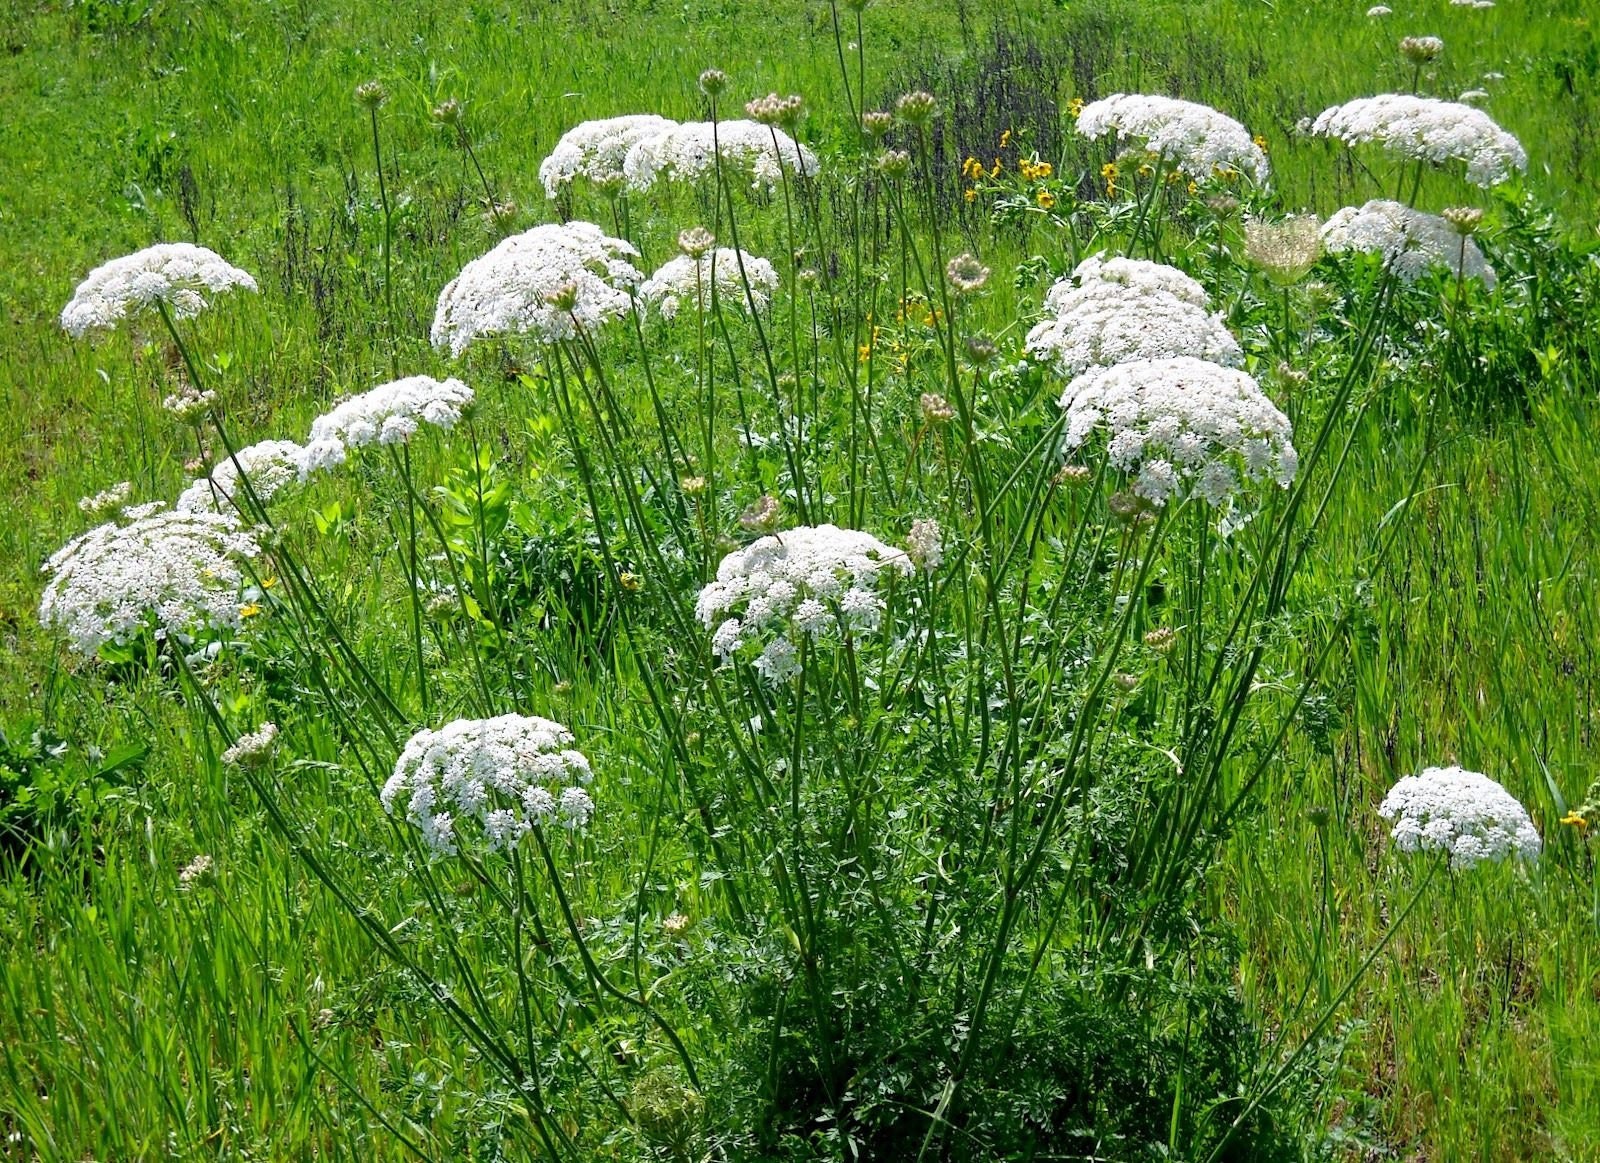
[3, 0, 1600, 1159]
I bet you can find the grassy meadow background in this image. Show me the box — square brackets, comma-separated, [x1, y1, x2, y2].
[2, 0, 1599, 1158]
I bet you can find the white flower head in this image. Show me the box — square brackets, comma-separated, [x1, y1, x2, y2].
[1059, 356, 1297, 514]
[1028, 256, 1241, 379]
[431, 222, 643, 355]
[39, 506, 263, 656]
[222, 722, 279, 768]
[1309, 94, 1526, 187]
[539, 114, 680, 197]
[302, 377, 473, 475]
[1378, 765, 1541, 869]
[622, 120, 820, 191]
[1321, 199, 1495, 287]
[696, 525, 912, 680]
[638, 248, 779, 320]
[906, 518, 943, 572]
[177, 440, 306, 512]
[78, 481, 133, 517]
[61, 243, 258, 338]
[1075, 94, 1269, 182]
[381, 715, 596, 855]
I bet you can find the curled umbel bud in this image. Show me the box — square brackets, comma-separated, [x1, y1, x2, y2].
[1441, 206, 1484, 235]
[355, 80, 389, 109]
[698, 69, 728, 98]
[895, 90, 938, 127]
[1399, 35, 1443, 64]
[876, 149, 912, 178]
[677, 226, 716, 258]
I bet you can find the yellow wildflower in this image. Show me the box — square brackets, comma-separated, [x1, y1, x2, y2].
[989, 158, 1001, 178]
[964, 187, 976, 202]
[1253, 134, 1269, 153]
[1037, 188, 1056, 210]
[239, 602, 263, 619]
[961, 156, 984, 181]
[1560, 811, 1589, 832]
[1067, 97, 1084, 118]
[999, 128, 1012, 148]
[1137, 163, 1154, 178]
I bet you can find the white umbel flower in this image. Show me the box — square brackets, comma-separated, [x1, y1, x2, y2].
[1075, 94, 1269, 182]
[1028, 257, 1241, 379]
[78, 481, 133, 516]
[1321, 199, 1495, 287]
[61, 243, 259, 338]
[39, 507, 263, 656]
[539, 114, 680, 197]
[381, 715, 596, 855]
[1378, 765, 1541, 869]
[1059, 357, 1297, 510]
[1309, 94, 1526, 187]
[638, 248, 779, 319]
[697, 525, 912, 677]
[431, 222, 643, 355]
[302, 376, 473, 473]
[177, 440, 306, 512]
[622, 120, 820, 191]
[1060, 255, 1215, 310]
[222, 722, 279, 768]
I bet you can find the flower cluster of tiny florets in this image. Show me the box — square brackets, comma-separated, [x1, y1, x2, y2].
[1378, 765, 1541, 869]
[431, 222, 644, 355]
[538, 114, 681, 197]
[222, 722, 279, 768]
[1321, 199, 1496, 287]
[78, 481, 133, 516]
[1309, 94, 1526, 187]
[381, 715, 596, 855]
[638, 248, 779, 319]
[60, 243, 259, 337]
[1075, 94, 1269, 182]
[1028, 255, 1242, 378]
[696, 525, 913, 682]
[1060, 356, 1298, 513]
[177, 440, 306, 512]
[39, 506, 263, 656]
[622, 120, 820, 191]
[300, 376, 473, 477]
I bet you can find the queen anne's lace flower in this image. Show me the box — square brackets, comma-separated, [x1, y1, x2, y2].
[39, 507, 262, 656]
[61, 243, 259, 337]
[78, 481, 133, 516]
[1059, 357, 1297, 512]
[1378, 765, 1541, 869]
[1060, 255, 1215, 310]
[539, 114, 680, 197]
[622, 120, 820, 191]
[1321, 199, 1495, 287]
[1309, 95, 1526, 187]
[1028, 257, 1242, 379]
[431, 222, 643, 355]
[303, 376, 472, 472]
[177, 440, 306, 512]
[222, 722, 279, 767]
[696, 525, 912, 681]
[381, 715, 595, 854]
[1075, 94, 1269, 182]
[638, 248, 779, 319]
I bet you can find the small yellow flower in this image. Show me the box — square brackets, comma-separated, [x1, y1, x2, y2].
[1037, 188, 1056, 210]
[1166, 170, 1184, 185]
[1253, 134, 1269, 153]
[989, 158, 1002, 178]
[239, 602, 263, 619]
[1560, 811, 1590, 832]
[1067, 97, 1084, 119]
[1187, 180, 1198, 195]
[619, 571, 643, 593]
[1034, 160, 1052, 179]
[1101, 162, 1119, 179]
[964, 187, 976, 203]
[999, 128, 1012, 148]
[1137, 163, 1154, 178]
[961, 156, 983, 181]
